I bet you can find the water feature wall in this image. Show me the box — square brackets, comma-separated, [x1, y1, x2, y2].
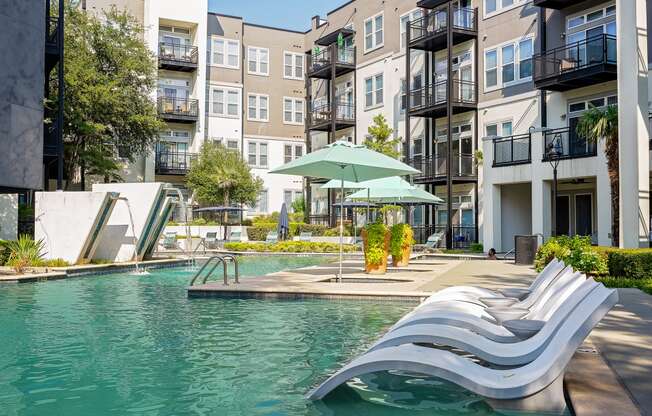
[34, 191, 119, 264]
[92, 183, 167, 262]
[0, 194, 18, 241]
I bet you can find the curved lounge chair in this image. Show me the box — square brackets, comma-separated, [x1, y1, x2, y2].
[366, 279, 601, 366]
[307, 286, 618, 414]
[388, 270, 584, 342]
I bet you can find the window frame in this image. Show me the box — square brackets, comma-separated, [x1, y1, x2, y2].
[399, 8, 423, 50]
[483, 36, 534, 92]
[364, 11, 385, 54]
[247, 93, 269, 122]
[247, 46, 269, 76]
[210, 37, 240, 69]
[483, 0, 527, 19]
[210, 86, 241, 118]
[246, 140, 269, 168]
[364, 73, 384, 110]
[283, 51, 304, 81]
[485, 119, 513, 138]
[283, 97, 305, 125]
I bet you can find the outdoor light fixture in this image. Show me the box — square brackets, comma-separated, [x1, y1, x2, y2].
[545, 134, 564, 237]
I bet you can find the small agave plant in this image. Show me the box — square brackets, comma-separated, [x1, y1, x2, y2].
[5, 235, 46, 274]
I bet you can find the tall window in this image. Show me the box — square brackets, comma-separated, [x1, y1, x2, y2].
[284, 144, 304, 163]
[212, 38, 239, 68]
[212, 87, 240, 117]
[284, 52, 304, 80]
[484, 37, 533, 90]
[364, 74, 384, 108]
[400, 9, 422, 50]
[247, 141, 268, 168]
[247, 47, 269, 76]
[247, 94, 269, 122]
[250, 190, 268, 214]
[364, 12, 384, 52]
[283, 98, 304, 124]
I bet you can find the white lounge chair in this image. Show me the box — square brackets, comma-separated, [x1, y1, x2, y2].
[205, 232, 219, 249]
[227, 230, 245, 242]
[162, 232, 178, 250]
[265, 231, 278, 244]
[307, 285, 618, 414]
[367, 278, 601, 366]
[298, 232, 312, 242]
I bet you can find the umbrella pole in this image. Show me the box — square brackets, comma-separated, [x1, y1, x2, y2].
[366, 188, 370, 224]
[339, 179, 344, 283]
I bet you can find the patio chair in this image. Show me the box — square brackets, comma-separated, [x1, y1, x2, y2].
[265, 231, 279, 244]
[227, 230, 245, 242]
[162, 232, 178, 250]
[205, 232, 219, 249]
[307, 283, 618, 415]
[424, 232, 444, 250]
[298, 232, 312, 242]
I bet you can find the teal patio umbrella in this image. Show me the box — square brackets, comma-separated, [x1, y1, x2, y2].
[270, 141, 419, 280]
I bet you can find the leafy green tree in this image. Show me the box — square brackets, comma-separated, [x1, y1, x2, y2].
[363, 114, 402, 158]
[576, 105, 618, 246]
[187, 142, 263, 221]
[56, 4, 164, 187]
[291, 196, 305, 215]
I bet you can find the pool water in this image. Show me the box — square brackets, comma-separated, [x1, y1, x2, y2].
[0, 258, 511, 415]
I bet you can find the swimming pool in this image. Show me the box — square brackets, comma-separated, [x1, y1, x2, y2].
[0, 258, 517, 415]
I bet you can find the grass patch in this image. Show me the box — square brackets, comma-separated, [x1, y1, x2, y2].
[595, 276, 652, 295]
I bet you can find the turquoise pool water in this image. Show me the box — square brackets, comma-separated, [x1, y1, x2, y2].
[0, 258, 510, 415]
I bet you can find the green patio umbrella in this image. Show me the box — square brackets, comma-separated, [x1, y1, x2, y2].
[270, 141, 419, 281]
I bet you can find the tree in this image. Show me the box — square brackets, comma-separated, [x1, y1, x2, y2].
[291, 195, 305, 215]
[363, 114, 402, 158]
[576, 105, 618, 246]
[56, 4, 164, 187]
[186, 142, 263, 221]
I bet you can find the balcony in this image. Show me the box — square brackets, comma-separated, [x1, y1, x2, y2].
[533, 34, 617, 91]
[407, 153, 477, 184]
[157, 97, 199, 123]
[408, 7, 477, 53]
[155, 151, 197, 175]
[158, 42, 198, 72]
[45, 16, 62, 73]
[533, 0, 582, 9]
[492, 133, 532, 167]
[542, 127, 597, 161]
[408, 79, 477, 119]
[307, 100, 355, 132]
[307, 45, 356, 80]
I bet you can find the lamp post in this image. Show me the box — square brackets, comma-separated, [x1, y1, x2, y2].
[545, 134, 563, 237]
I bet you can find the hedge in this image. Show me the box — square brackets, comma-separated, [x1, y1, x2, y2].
[246, 223, 331, 241]
[601, 248, 652, 280]
[224, 241, 358, 253]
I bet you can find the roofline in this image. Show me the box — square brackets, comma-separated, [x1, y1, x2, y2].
[208, 11, 309, 34]
[208, 12, 243, 20]
[327, 0, 355, 16]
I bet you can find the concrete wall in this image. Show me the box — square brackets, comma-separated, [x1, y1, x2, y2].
[0, 0, 44, 190]
[500, 183, 532, 252]
[0, 194, 18, 241]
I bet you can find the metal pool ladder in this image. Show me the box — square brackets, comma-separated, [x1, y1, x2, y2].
[189, 255, 239, 286]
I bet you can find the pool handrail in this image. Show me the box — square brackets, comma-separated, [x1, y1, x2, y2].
[189, 255, 240, 286]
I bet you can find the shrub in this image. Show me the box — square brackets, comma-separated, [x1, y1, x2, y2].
[241, 219, 253, 226]
[43, 258, 70, 267]
[534, 235, 607, 274]
[390, 223, 414, 260]
[470, 243, 484, 253]
[5, 235, 46, 273]
[604, 248, 652, 280]
[323, 227, 352, 237]
[363, 222, 389, 266]
[224, 241, 357, 253]
[0, 240, 9, 265]
[246, 223, 329, 241]
[247, 224, 277, 241]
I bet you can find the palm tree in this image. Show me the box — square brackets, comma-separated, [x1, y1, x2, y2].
[576, 105, 618, 246]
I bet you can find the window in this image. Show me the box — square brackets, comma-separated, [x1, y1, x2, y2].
[484, 37, 533, 90]
[283, 52, 304, 80]
[283, 190, 303, 211]
[284, 144, 304, 163]
[250, 190, 268, 213]
[247, 141, 268, 168]
[400, 9, 422, 50]
[247, 47, 269, 76]
[211, 38, 239, 68]
[283, 98, 304, 124]
[211, 87, 240, 117]
[484, 0, 526, 17]
[486, 120, 512, 137]
[364, 74, 383, 108]
[364, 12, 384, 52]
[247, 93, 269, 122]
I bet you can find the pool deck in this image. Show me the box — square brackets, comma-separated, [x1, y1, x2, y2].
[188, 257, 649, 415]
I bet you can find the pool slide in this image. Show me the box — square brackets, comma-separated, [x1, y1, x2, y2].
[307, 284, 618, 414]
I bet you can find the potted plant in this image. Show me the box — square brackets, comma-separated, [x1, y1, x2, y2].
[390, 223, 414, 267]
[361, 221, 390, 274]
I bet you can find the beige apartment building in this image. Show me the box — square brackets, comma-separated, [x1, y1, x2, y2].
[82, 0, 650, 250]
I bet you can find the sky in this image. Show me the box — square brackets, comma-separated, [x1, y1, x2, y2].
[208, 0, 351, 32]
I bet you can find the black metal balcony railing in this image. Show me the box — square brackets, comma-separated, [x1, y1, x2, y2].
[308, 45, 356, 74]
[413, 224, 476, 249]
[158, 42, 198, 66]
[157, 97, 199, 119]
[46, 16, 60, 46]
[542, 127, 597, 161]
[492, 133, 532, 167]
[533, 34, 616, 82]
[408, 153, 476, 180]
[409, 80, 477, 111]
[408, 7, 477, 42]
[309, 100, 355, 125]
[155, 151, 197, 175]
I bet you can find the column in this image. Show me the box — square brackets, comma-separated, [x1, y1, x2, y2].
[532, 178, 551, 244]
[617, 0, 650, 247]
[597, 166, 612, 246]
[482, 184, 501, 252]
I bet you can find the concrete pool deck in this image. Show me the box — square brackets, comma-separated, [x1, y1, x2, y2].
[188, 257, 649, 415]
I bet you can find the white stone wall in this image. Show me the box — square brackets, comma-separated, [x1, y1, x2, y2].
[0, 194, 18, 241]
